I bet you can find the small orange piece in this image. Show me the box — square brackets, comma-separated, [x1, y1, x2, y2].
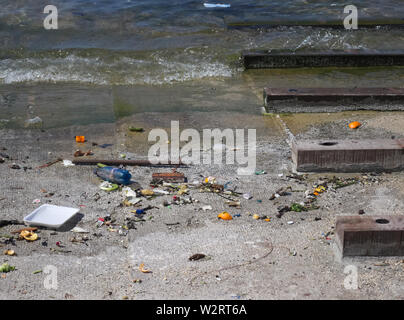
[217, 212, 233, 220]
[139, 263, 152, 273]
[75, 136, 85, 143]
[348, 121, 361, 129]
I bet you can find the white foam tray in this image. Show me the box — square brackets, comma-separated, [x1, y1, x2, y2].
[23, 204, 80, 228]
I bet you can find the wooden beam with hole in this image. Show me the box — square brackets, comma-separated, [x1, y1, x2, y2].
[263, 87, 404, 112]
[242, 50, 404, 69]
[336, 215, 404, 256]
[292, 139, 404, 173]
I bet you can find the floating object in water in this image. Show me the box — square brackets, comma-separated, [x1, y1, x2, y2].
[204, 3, 231, 8]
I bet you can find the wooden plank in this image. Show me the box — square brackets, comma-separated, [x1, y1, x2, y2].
[263, 87, 404, 112]
[242, 50, 404, 69]
[336, 215, 404, 256]
[292, 139, 404, 172]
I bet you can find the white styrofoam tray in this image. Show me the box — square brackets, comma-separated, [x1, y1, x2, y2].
[23, 204, 80, 228]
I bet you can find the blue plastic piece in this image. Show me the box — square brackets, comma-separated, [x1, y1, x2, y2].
[94, 166, 131, 185]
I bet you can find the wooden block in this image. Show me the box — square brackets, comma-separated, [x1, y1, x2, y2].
[242, 50, 404, 69]
[336, 215, 404, 256]
[264, 87, 404, 112]
[292, 139, 404, 172]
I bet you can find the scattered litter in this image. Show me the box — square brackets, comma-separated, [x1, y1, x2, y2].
[348, 121, 361, 129]
[99, 181, 119, 192]
[139, 263, 152, 273]
[0, 262, 15, 273]
[153, 189, 170, 195]
[290, 203, 308, 212]
[217, 212, 233, 220]
[3, 249, 15, 256]
[63, 160, 75, 167]
[227, 200, 241, 208]
[32, 199, 41, 204]
[243, 193, 252, 200]
[37, 158, 63, 169]
[287, 221, 294, 225]
[33, 270, 42, 274]
[141, 189, 154, 196]
[19, 230, 38, 241]
[72, 227, 89, 233]
[358, 209, 365, 215]
[95, 166, 132, 185]
[189, 253, 206, 261]
[24, 204, 80, 229]
[204, 176, 216, 184]
[25, 116, 43, 128]
[255, 170, 266, 175]
[129, 127, 144, 132]
[202, 205, 212, 211]
[74, 150, 93, 157]
[253, 214, 260, 220]
[75, 136, 85, 143]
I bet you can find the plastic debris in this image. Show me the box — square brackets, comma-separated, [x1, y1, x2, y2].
[25, 116, 43, 128]
[287, 221, 294, 225]
[217, 212, 233, 220]
[99, 181, 119, 192]
[202, 205, 212, 211]
[139, 263, 152, 273]
[94, 166, 132, 185]
[204, 176, 216, 184]
[253, 214, 260, 220]
[63, 160, 75, 167]
[75, 136, 85, 143]
[243, 193, 252, 200]
[32, 199, 41, 204]
[349, 121, 361, 129]
[72, 227, 89, 233]
[255, 170, 266, 175]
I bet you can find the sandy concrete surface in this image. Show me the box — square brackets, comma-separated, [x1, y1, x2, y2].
[1, 110, 404, 300]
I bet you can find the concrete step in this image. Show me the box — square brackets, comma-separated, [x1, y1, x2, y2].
[292, 139, 404, 173]
[226, 18, 404, 30]
[242, 50, 404, 69]
[264, 87, 404, 112]
[336, 215, 404, 257]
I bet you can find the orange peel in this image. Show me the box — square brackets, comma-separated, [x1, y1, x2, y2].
[217, 212, 232, 220]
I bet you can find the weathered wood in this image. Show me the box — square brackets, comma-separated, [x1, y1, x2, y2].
[243, 50, 404, 69]
[264, 87, 404, 112]
[72, 159, 187, 167]
[336, 215, 404, 256]
[292, 139, 404, 172]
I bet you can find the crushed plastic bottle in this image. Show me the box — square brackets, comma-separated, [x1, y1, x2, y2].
[94, 166, 131, 185]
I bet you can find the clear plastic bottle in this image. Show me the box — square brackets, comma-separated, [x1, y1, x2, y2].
[94, 167, 131, 185]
